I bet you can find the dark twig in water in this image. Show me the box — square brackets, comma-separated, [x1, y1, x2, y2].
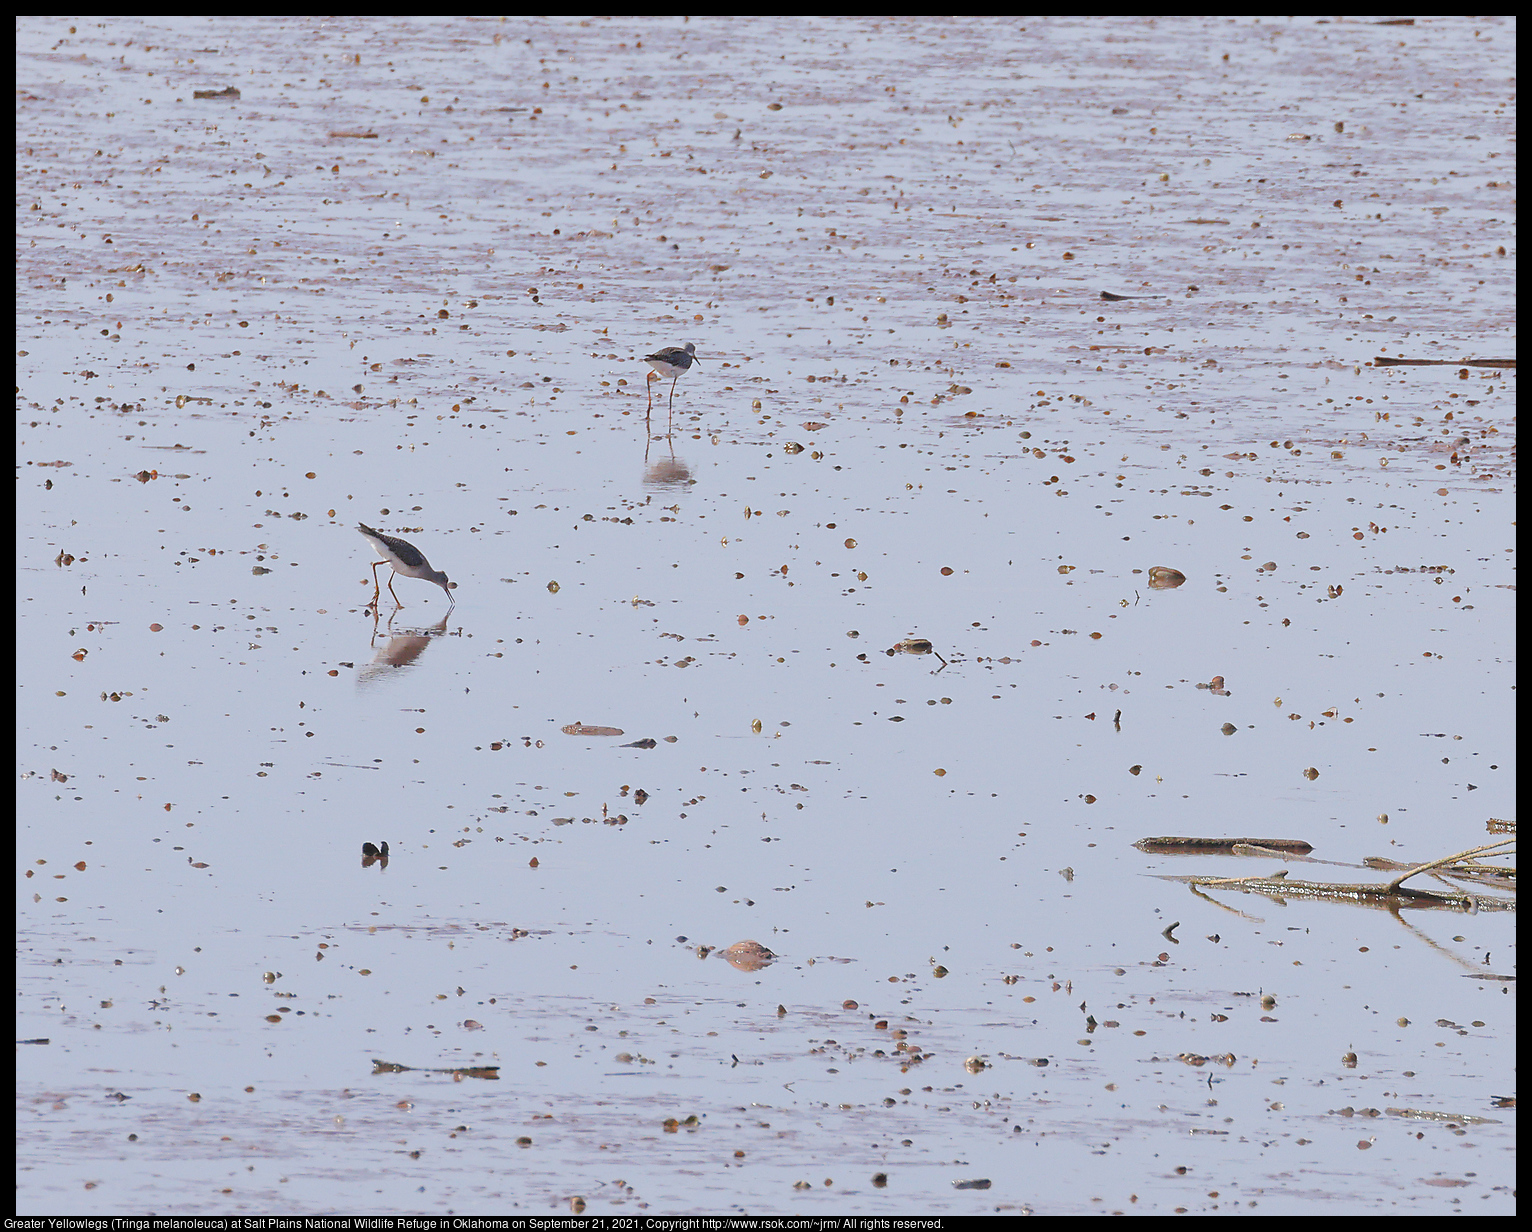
[1374, 355, 1515, 368]
[372, 1059, 500, 1079]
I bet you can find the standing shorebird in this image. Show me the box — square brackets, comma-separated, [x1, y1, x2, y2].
[644, 342, 702, 414]
[356, 523, 455, 608]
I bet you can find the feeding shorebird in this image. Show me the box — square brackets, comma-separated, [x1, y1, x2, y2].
[644, 341, 702, 415]
[356, 523, 455, 608]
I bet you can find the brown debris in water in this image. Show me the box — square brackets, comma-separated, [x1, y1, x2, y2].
[719, 940, 777, 971]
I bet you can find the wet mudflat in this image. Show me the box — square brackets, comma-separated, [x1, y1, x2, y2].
[16, 15, 1514, 1217]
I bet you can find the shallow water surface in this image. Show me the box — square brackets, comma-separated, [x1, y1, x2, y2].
[17, 14, 1515, 1217]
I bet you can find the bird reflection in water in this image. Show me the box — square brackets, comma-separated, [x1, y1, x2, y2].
[641, 398, 694, 471]
[356, 611, 452, 689]
[643, 453, 693, 488]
